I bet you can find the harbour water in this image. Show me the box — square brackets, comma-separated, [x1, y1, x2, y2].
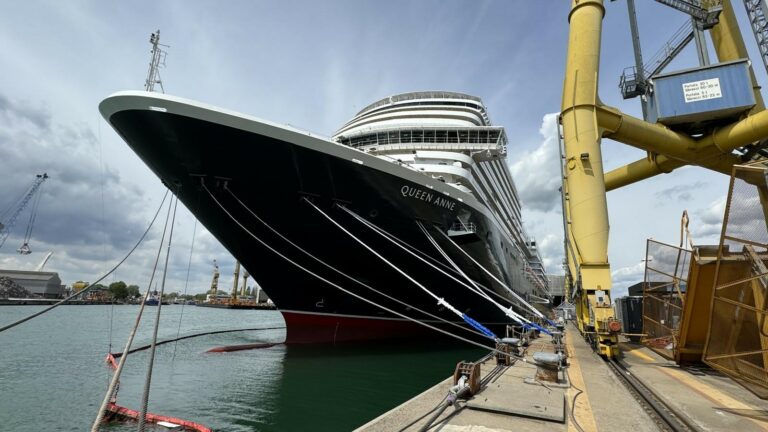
[0, 305, 484, 431]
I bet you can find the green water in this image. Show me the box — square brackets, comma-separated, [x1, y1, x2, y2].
[0, 306, 484, 431]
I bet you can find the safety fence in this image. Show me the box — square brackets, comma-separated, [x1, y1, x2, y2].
[642, 239, 691, 360]
[704, 163, 768, 399]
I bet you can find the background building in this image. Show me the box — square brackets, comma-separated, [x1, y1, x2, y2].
[0, 270, 63, 298]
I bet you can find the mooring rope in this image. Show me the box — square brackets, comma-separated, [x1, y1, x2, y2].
[304, 199, 497, 340]
[202, 184, 517, 356]
[339, 205, 539, 325]
[111, 326, 286, 360]
[415, 221, 527, 325]
[434, 227, 547, 320]
[339, 206, 531, 314]
[91, 193, 174, 432]
[139, 195, 179, 430]
[416, 222, 552, 335]
[172, 217, 198, 362]
[0, 189, 170, 334]
[223, 186, 485, 338]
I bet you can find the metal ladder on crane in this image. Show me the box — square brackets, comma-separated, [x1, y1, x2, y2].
[743, 0, 768, 75]
[656, 0, 723, 27]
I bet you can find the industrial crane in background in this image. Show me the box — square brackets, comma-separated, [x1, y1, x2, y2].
[561, 0, 768, 358]
[209, 259, 220, 297]
[0, 173, 49, 254]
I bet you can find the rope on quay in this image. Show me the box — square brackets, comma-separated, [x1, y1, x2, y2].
[0, 189, 170, 334]
[202, 184, 521, 358]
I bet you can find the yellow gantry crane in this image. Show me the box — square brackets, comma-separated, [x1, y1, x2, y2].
[560, 0, 768, 357]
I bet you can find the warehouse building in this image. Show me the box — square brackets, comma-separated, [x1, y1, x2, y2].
[0, 269, 64, 298]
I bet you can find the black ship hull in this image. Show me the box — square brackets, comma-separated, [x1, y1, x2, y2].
[100, 92, 542, 343]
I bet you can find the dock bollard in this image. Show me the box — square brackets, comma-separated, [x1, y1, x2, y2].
[532, 352, 564, 383]
[497, 337, 521, 365]
[551, 330, 565, 355]
[453, 361, 481, 396]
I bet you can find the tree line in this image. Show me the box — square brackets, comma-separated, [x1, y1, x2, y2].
[81, 281, 257, 301]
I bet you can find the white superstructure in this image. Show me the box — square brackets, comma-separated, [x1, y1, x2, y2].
[333, 91, 548, 293]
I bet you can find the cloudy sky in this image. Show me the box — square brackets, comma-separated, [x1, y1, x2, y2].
[1, 1, 764, 299]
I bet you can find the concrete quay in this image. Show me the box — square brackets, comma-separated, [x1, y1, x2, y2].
[356, 324, 768, 431]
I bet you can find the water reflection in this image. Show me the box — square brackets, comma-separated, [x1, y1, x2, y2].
[0, 306, 484, 431]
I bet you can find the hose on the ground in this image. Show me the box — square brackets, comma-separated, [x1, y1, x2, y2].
[566, 364, 587, 432]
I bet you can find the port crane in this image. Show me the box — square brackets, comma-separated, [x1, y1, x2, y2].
[0, 173, 48, 254]
[209, 259, 220, 296]
[561, 0, 768, 358]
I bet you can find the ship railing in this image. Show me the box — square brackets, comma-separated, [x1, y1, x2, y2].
[449, 222, 477, 234]
[364, 143, 501, 153]
[336, 127, 507, 149]
[357, 91, 483, 114]
[374, 154, 422, 172]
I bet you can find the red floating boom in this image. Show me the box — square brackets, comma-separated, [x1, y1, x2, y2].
[105, 402, 212, 432]
[206, 342, 276, 353]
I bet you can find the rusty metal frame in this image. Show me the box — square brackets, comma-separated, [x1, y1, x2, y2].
[703, 163, 768, 399]
[642, 238, 691, 359]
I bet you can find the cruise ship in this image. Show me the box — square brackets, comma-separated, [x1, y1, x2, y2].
[99, 90, 549, 343]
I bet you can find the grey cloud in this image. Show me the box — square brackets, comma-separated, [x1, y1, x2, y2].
[611, 262, 646, 298]
[645, 240, 691, 282]
[537, 233, 565, 275]
[0, 92, 149, 263]
[0, 93, 51, 130]
[691, 196, 727, 241]
[509, 113, 561, 212]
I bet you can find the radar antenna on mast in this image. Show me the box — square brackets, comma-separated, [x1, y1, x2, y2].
[144, 30, 169, 93]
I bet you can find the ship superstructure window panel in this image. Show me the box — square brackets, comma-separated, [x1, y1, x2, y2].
[337, 127, 505, 149]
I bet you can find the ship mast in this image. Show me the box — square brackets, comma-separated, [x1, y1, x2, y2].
[144, 30, 168, 93]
